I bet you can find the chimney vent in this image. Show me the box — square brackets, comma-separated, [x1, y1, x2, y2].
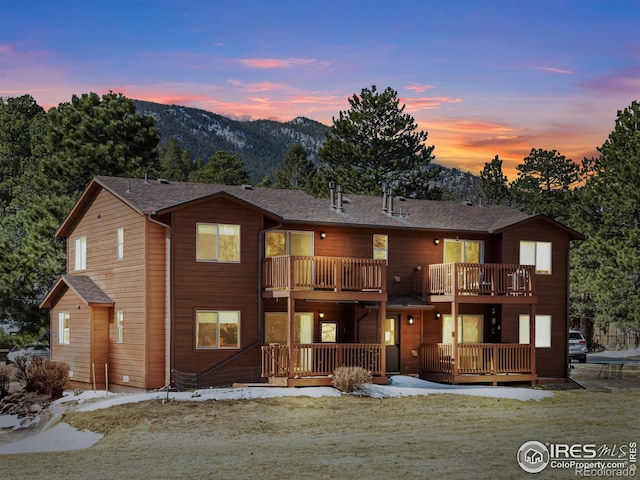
[157, 178, 170, 184]
[382, 188, 388, 212]
[329, 181, 336, 209]
[336, 185, 344, 212]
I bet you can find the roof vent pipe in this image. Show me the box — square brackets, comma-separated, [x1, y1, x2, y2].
[126, 181, 131, 194]
[336, 185, 344, 212]
[144, 173, 149, 185]
[329, 181, 336, 209]
[382, 187, 388, 212]
[387, 188, 394, 215]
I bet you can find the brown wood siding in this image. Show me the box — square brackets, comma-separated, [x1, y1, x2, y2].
[145, 219, 169, 388]
[398, 312, 421, 375]
[170, 197, 262, 375]
[91, 306, 110, 385]
[50, 292, 92, 383]
[63, 188, 151, 389]
[501, 219, 571, 378]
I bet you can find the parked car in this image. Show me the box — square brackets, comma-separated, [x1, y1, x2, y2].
[6, 344, 50, 364]
[568, 330, 587, 363]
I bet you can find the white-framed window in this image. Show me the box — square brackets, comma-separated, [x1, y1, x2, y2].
[196, 310, 240, 349]
[519, 314, 552, 348]
[58, 312, 70, 344]
[116, 227, 124, 260]
[196, 224, 240, 262]
[373, 234, 388, 263]
[442, 315, 483, 344]
[520, 241, 552, 274]
[444, 239, 483, 263]
[74, 236, 87, 270]
[116, 310, 124, 343]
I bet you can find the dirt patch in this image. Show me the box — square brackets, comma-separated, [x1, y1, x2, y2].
[1, 369, 639, 480]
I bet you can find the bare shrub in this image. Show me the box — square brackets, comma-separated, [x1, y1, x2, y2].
[0, 364, 11, 397]
[331, 366, 371, 393]
[18, 356, 70, 399]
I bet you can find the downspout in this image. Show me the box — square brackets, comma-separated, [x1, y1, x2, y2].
[192, 220, 283, 384]
[148, 213, 172, 387]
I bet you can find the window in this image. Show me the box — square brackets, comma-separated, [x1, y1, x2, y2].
[196, 311, 240, 349]
[265, 230, 313, 257]
[74, 236, 87, 270]
[197, 224, 240, 262]
[373, 234, 388, 262]
[444, 239, 482, 263]
[520, 241, 552, 274]
[320, 321, 337, 343]
[519, 314, 552, 348]
[442, 315, 483, 344]
[58, 312, 70, 344]
[116, 311, 124, 343]
[265, 312, 313, 344]
[116, 227, 124, 260]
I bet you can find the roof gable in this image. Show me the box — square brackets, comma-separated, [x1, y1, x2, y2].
[40, 275, 114, 309]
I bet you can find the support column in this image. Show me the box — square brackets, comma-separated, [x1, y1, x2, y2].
[529, 302, 537, 383]
[451, 300, 458, 381]
[288, 296, 295, 379]
[379, 301, 386, 377]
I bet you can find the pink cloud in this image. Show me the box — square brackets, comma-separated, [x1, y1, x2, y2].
[403, 96, 463, 110]
[537, 66, 574, 74]
[236, 57, 329, 69]
[405, 83, 435, 93]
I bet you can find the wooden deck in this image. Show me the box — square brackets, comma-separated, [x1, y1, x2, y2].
[263, 256, 387, 296]
[420, 343, 537, 385]
[414, 263, 536, 303]
[262, 343, 386, 387]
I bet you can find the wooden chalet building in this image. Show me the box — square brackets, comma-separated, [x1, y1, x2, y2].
[41, 176, 583, 391]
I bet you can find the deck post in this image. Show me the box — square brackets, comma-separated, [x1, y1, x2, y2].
[287, 296, 295, 379]
[529, 302, 536, 384]
[451, 300, 458, 381]
[379, 300, 386, 376]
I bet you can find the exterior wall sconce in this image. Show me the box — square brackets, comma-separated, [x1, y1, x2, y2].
[434, 311, 441, 320]
[434, 237, 440, 245]
[408, 315, 414, 325]
[320, 231, 326, 240]
[319, 312, 325, 319]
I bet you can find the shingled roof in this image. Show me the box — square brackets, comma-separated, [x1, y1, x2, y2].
[57, 175, 583, 239]
[40, 275, 114, 309]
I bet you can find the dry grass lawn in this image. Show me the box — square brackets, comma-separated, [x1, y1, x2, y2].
[1, 362, 639, 480]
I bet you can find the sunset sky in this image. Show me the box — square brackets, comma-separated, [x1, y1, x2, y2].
[2, 0, 639, 179]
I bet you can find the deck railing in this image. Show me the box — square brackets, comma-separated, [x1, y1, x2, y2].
[264, 256, 386, 292]
[261, 343, 383, 378]
[413, 263, 535, 297]
[420, 343, 532, 375]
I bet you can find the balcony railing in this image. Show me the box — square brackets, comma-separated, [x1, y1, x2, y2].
[261, 343, 383, 378]
[413, 263, 535, 297]
[263, 256, 386, 292]
[420, 343, 533, 375]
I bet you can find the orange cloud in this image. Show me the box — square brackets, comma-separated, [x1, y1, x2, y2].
[236, 57, 329, 68]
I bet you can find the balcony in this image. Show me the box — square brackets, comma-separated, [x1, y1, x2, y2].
[261, 343, 386, 386]
[413, 263, 536, 303]
[420, 343, 536, 385]
[263, 256, 387, 300]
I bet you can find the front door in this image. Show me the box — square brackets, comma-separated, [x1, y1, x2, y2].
[385, 314, 400, 373]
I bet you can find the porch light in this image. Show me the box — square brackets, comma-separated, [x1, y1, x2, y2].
[434, 237, 440, 245]
[434, 311, 441, 320]
[320, 231, 326, 239]
[408, 315, 414, 325]
[319, 312, 325, 319]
